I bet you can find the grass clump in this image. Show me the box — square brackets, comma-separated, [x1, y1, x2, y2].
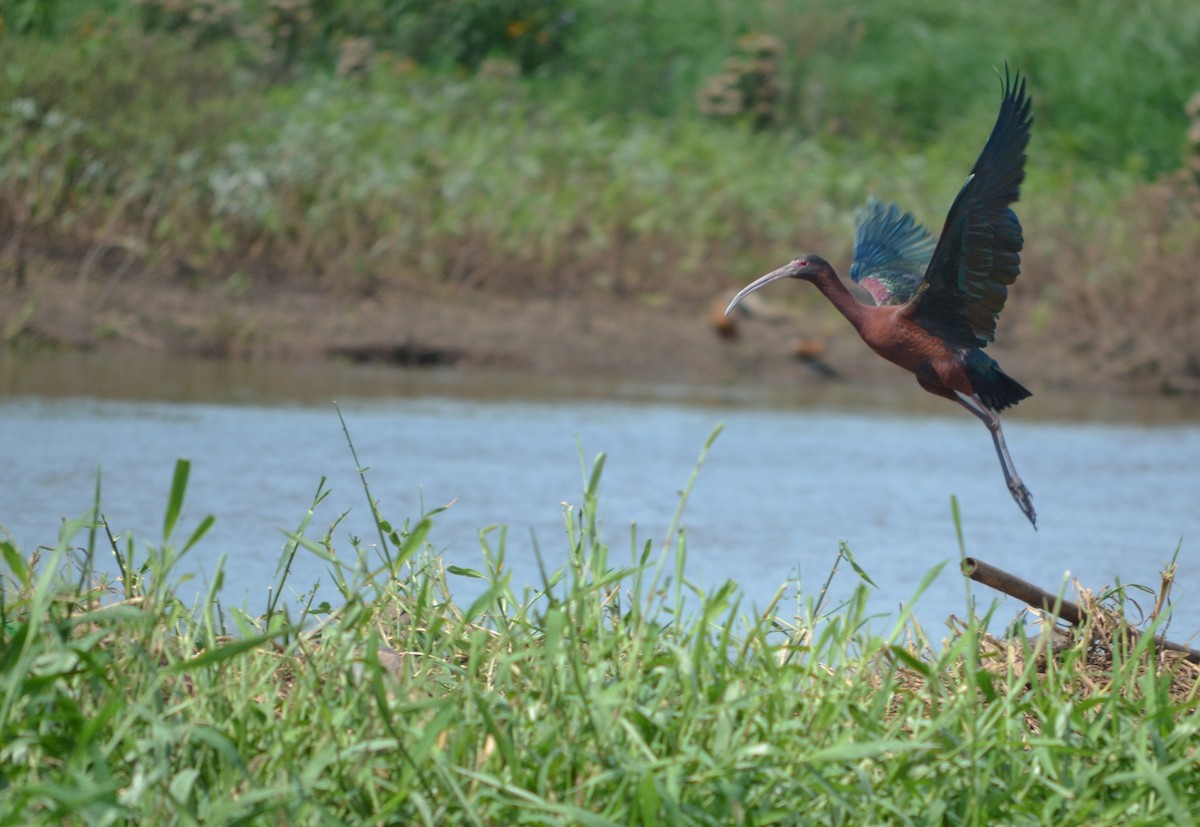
[3, 431, 1200, 824]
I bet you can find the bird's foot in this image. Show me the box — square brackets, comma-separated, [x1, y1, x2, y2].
[1008, 480, 1037, 530]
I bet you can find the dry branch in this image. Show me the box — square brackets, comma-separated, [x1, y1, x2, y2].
[962, 556, 1200, 665]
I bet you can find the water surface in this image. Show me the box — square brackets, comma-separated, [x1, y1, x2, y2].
[2, 351, 1198, 637]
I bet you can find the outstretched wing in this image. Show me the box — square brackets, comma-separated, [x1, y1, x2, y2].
[911, 66, 1033, 348]
[849, 197, 936, 306]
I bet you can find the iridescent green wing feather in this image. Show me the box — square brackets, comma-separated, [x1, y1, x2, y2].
[849, 198, 936, 306]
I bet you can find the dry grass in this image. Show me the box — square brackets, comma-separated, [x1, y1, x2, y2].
[1017, 175, 1200, 394]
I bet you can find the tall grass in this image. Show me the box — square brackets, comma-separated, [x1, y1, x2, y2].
[3, 431, 1199, 824]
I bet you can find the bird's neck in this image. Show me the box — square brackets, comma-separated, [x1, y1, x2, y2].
[810, 267, 869, 332]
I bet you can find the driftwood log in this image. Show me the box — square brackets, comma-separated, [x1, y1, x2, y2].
[962, 556, 1200, 665]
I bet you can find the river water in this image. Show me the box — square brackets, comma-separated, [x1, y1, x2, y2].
[2, 351, 1198, 638]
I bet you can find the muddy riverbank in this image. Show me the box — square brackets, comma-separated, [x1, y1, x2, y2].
[3, 241, 1198, 405]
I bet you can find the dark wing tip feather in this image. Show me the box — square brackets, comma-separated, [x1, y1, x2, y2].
[914, 64, 1033, 348]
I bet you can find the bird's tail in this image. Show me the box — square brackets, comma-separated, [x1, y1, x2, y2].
[967, 350, 1031, 412]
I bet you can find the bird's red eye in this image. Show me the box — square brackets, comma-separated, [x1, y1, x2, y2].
[796, 258, 808, 267]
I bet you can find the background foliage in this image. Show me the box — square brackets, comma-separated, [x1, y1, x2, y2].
[1, 0, 1200, 385]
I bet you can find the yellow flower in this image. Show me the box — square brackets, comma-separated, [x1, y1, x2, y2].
[506, 19, 531, 39]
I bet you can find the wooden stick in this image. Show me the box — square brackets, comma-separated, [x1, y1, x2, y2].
[962, 556, 1200, 665]
[962, 557, 1084, 625]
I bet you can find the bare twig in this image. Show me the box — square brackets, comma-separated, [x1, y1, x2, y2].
[1150, 562, 1176, 624]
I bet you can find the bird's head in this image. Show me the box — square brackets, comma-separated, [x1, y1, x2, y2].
[724, 255, 829, 316]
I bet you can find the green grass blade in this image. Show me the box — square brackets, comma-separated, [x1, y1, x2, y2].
[162, 458, 191, 543]
[162, 632, 274, 673]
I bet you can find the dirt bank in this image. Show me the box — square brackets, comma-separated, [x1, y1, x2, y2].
[9, 214, 1200, 407]
[3, 262, 1140, 405]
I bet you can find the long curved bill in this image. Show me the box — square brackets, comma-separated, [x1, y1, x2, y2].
[724, 265, 795, 316]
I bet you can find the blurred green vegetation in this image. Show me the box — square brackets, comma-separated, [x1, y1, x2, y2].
[1, 0, 1199, 384]
[5, 0, 1197, 167]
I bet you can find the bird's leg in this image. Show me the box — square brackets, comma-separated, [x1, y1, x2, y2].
[954, 392, 1037, 529]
